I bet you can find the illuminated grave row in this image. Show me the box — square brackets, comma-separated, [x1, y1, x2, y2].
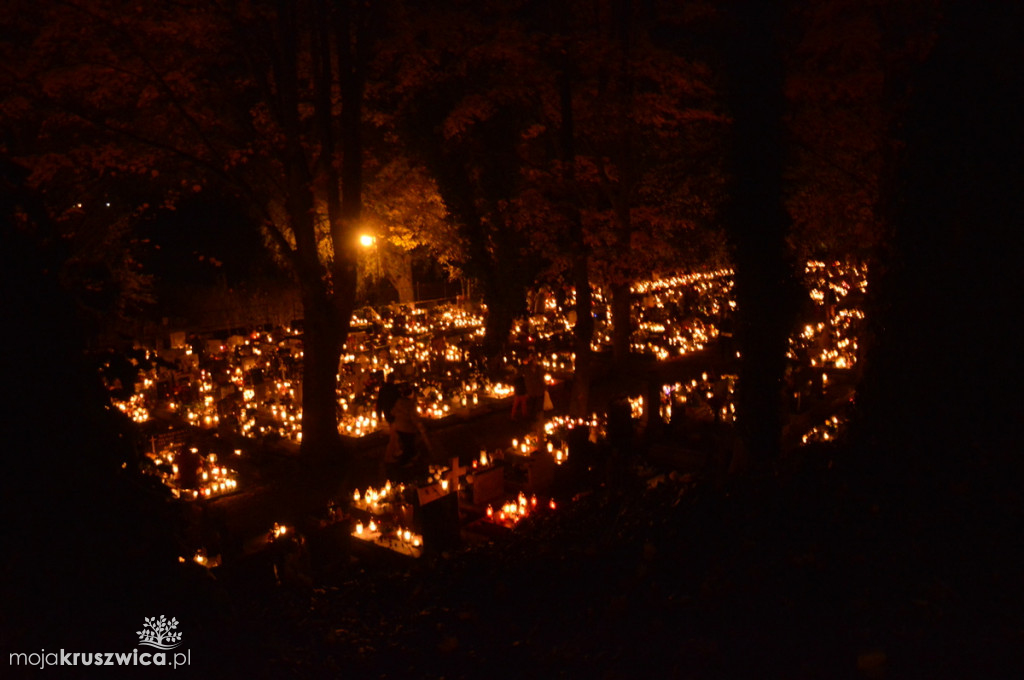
[337, 411, 599, 557]
[145, 442, 241, 501]
[106, 266, 864, 460]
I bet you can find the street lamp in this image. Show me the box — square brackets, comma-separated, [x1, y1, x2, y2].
[358, 233, 381, 303]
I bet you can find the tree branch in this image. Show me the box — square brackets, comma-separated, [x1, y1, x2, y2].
[56, 0, 233, 172]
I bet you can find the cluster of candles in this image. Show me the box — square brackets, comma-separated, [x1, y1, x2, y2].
[538, 351, 576, 375]
[112, 392, 150, 423]
[658, 373, 737, 425]
[352, 519, 423, 553]
[100, 306, 502, 443]
[418, 398, 452, 420]
[189, 548, 221, 568]
[801, 414, 848, 445]
[485, 492, 544, 527]
[347, 468, 455, 555]
[268, 522, 292, 542]
[624, 270, 736, 360]
[509, 434, 570, 464]
[542, 414, 601, 435]
[352, 480, 406, 513]
[514, 313, 573, 343]
[628, 396, 645, 420]
[630, 268, 736, 294]
[501, 412, 612, 467]
[348, 305, 485, 336]
[194, 453, 239, 499]
[434, 307, 487, 331]
[147, 447, 240, 500]
[348, 481, 421, 555]
[106, 266, 864, 460]
[486, 382, 515, 399]
[179, 548, 222, 568]
[788, 260, 868, 371]
[338, 395, 379, 437]
[474, 449, 497, 469]
[105, 271, 734, 439]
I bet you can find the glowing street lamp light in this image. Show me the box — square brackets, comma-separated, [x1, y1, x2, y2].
[359, 234, 376, 248]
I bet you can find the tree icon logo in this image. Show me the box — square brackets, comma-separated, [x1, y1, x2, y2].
[136, 615, 183, 650]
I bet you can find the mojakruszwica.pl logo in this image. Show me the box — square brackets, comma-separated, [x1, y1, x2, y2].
[7, 615, 191, 669]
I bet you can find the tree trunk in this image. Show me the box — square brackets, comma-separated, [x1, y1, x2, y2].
[854, 1, 1022, 481]
[722, 0, 797, 468]
[284, 155, 346, 463]
[384, 248, 414, 303]
[569, 251, 595, 417]
[482, 285, 514, 366]
[293, 238, 345, 461]
[610, 281, 633, 365]
[555, 28, 596, 418]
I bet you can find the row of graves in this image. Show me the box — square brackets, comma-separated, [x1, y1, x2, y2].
[177, 375, 746, 574]
[101, 271, 741, 507]
[302, 412, 613, 571]
[102, 302, 504, 507]
[98, 264, 867, 571]
[242, 375, 749, 573]
[785, 259, 868, 443]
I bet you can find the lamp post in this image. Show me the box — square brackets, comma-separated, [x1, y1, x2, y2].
[358, 233, 380, 302]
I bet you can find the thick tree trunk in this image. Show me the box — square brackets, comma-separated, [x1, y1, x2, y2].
[610, 281, 633, 365]
[288, 0, 365, 470]
[299, 286, 343, 461]
[569, 252, 595, 417]
[482, 286, 514, 366]
[854, 1, 1022, 479]
[723, 0, 798, 468]
[285, 171, 346, 463]
[555, 35, 596, 418]
[384, 249, 414, 303]
[270, 0, 346, 465]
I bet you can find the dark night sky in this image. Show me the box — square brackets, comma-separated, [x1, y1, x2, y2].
[142, 194, 284, 289]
